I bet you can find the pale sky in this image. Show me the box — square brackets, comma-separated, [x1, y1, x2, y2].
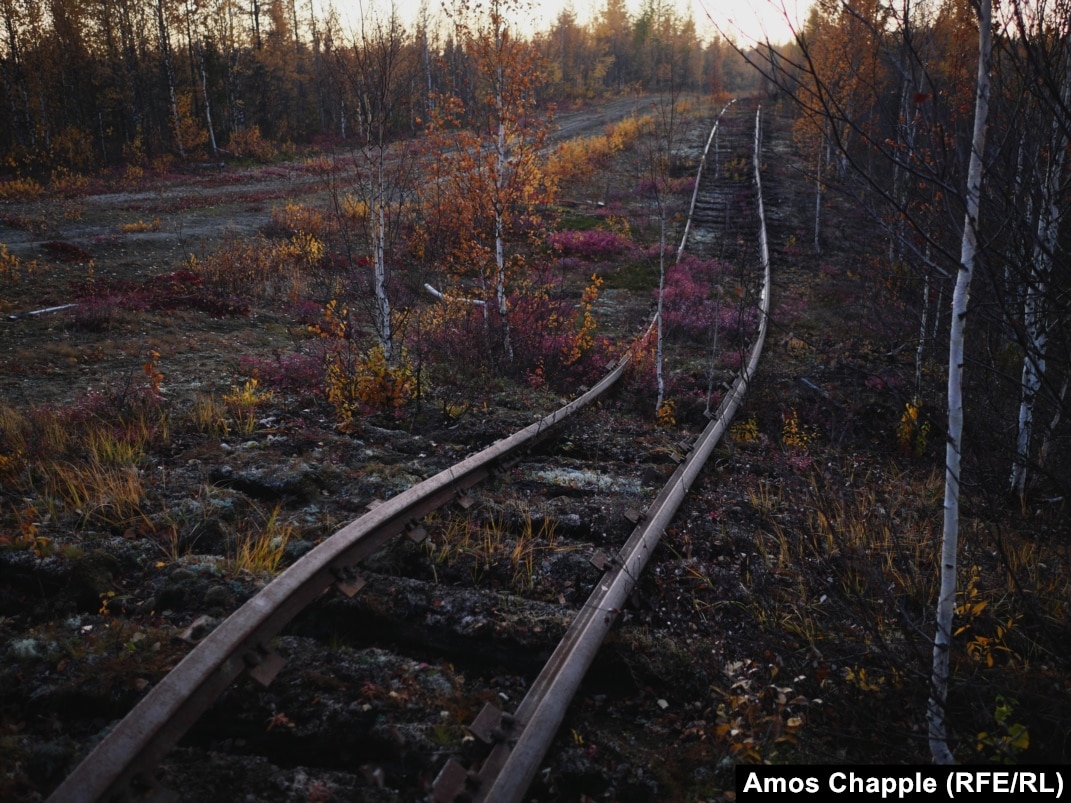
[323, 1, 809, 46]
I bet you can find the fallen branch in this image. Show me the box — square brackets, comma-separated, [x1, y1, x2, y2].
[423, 283, 486, 306]
[8, 303, 76, 321]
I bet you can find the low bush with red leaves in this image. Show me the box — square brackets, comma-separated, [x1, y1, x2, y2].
[547, 229, 633, 261]
[660, 256, 757, 343]
[66, 269, 249, 328]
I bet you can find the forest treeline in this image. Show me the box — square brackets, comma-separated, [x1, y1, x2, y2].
[0, 0, 759, 173]
[750, 0, 1070, 501]
[2, 0, 1067, 505]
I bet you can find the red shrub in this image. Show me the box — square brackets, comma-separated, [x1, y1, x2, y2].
[659, 256, 760, 342]
[547, 229, 633, 260]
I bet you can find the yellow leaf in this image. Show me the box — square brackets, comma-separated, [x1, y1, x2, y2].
[1009, 725, 1029, 751]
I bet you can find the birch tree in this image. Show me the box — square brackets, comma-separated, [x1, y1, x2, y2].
[928, 0, 992, 764]
[334, 1, 416, 366]
[155, 0, 186, 158]
[425, 0, 553, 365]
[636, 0, 688, 417]
[1006, 8, 1071, 497]
[738, 0, 1070, 759]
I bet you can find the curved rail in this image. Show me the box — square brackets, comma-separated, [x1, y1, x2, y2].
[49, 104, 770, 803]
[435, 105, 772, 803]
[677, 98, 736, 263]
[47, 353, 637, 802]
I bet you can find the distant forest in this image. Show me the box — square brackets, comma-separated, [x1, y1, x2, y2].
[0, 0, 762, 173]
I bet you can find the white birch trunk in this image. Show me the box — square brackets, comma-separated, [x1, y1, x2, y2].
[1011, 272, 1048, 496]
[1010, 50, 1070, 495]
[655, 215, 666, 413]
[373, 172, 393, 365]
[1038, 374, 1070, 473]
[929, 0, 992, 765]
[813, 136, 825, 254]
[915, 272, 930, 401]
[199, 42, 219, 158]
[157, 0, 185, 159]
[494, 33, 513, 363]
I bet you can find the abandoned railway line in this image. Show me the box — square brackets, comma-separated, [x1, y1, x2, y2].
[18, 101, 775, 803]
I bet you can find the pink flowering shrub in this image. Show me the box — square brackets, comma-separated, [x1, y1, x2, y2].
[67, 269, 249, 324]
[659, 256, 758, 343]
[547, 229, 632, 260]
[644, 243, 673, 261]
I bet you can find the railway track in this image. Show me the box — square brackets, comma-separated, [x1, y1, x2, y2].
[47, 103, 771, 803]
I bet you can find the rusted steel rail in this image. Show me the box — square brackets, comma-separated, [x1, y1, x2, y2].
[46, 350, 639, 803]
[677, 98, 737, 263]
[435, 105, 771, 803]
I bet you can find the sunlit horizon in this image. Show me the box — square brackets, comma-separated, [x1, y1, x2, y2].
[320, 0, 809, 47]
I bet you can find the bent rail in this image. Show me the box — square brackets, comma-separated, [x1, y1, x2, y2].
[436, 105, 772, 803]
[47, 352, 636, 803]
[677, 98, 736, 263]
